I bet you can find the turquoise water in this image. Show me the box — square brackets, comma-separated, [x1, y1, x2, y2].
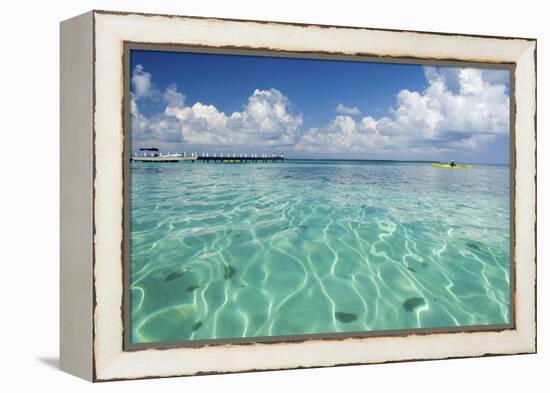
[130, 160, 510, 344]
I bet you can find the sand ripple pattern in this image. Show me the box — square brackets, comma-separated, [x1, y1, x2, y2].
[130, 160, 510, 343]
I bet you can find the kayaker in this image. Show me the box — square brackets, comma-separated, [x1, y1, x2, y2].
[450, 160, 456, 167]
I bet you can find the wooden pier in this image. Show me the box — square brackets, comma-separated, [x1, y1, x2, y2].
[131, 152, 285, 163]
[131, 155, 197, 163]
[197, 154, 284, 163]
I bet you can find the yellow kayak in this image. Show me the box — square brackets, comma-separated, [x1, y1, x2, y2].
[432, 163, 472, 169]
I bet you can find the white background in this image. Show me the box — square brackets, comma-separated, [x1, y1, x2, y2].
[0, 0, 546, 391]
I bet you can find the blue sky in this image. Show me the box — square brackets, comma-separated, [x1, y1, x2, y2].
[130, 49, 510, 164]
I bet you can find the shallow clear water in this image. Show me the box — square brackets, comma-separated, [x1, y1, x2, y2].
[130, 160, 510, 344]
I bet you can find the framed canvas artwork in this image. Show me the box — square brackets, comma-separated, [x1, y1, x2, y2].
[60, 10, 537, 381]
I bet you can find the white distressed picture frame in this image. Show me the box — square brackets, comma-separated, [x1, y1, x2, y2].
[60, 10, 536, 382]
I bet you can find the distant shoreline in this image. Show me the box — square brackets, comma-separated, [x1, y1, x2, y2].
[279, 158, 509, 166]
[130, 153, 508, 166]
[130, 157, 510, 166]
[285, 158, 438, 163]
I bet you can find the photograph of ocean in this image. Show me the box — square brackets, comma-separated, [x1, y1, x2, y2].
[127, 49, 511, 344]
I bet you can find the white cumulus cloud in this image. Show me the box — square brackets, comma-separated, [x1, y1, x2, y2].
[163, 87, 303, 146]
[132, 64, 158, 99]
[293, 115, 390, 153]
[131, 65, 302, 148]
[294, 67, 509, 154]
[336, 103, 361, 116]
